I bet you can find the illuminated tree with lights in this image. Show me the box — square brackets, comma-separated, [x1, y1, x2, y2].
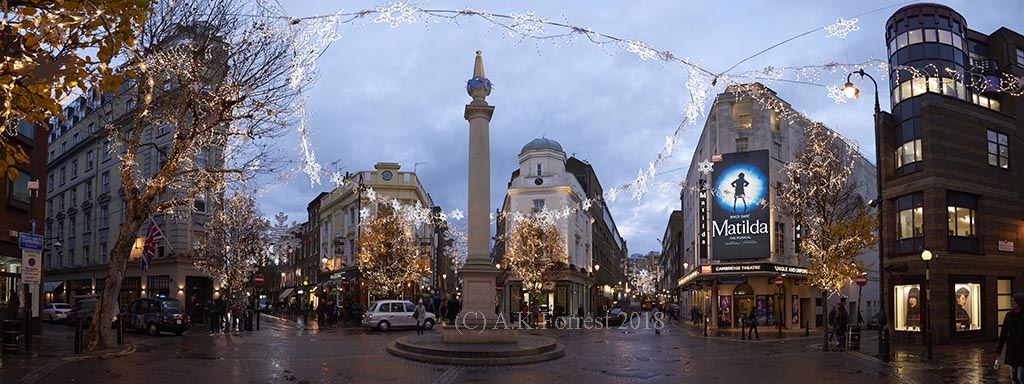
[503, 213, 567, 301]
[0, 1, 149, 178]
[193, 190, 270, 294]
[357, 208, 419, 298]
[778, 122, 876, 351]
[86, 0, 311, 350]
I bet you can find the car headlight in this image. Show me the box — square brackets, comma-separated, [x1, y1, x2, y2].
[364, 314, 372, 321]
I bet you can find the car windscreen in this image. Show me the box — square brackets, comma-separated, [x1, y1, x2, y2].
[161, 300, 183, 310]
[56, 304, 72, 309]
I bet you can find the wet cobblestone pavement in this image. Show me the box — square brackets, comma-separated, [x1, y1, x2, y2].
[0, 314, 1014, 383]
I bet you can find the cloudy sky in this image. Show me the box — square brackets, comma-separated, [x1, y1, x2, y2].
[256, 0, 1022, 255]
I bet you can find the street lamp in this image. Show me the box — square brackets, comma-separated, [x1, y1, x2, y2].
[921, 249, 934, 360]
[843, 67, 887, 362]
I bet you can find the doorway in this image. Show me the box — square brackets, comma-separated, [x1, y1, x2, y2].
[734, 284, 755, 327]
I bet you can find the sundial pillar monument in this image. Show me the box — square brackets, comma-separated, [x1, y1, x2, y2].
[444, 50, 517, 343]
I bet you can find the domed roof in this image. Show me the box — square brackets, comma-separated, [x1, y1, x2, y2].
[520, 137, 563, 154]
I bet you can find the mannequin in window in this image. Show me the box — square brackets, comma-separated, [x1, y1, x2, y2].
[955, 287, 972, 331]
[906, 287, 921, 329]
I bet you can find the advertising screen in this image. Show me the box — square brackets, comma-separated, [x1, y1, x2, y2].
[711, 150, 771, 259]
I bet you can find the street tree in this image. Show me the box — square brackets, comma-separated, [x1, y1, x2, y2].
[357, 207, 420, 298]
[503, 213, 567, 304]
[85, 0, 309, 350]
[778, 122, 877, 351]
[0, 1, 150, 177]
[192, 190, 270, 294]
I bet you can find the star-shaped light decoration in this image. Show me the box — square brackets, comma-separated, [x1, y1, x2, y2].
[824, 17, 860, 39]
[826, 84, 849, 105]
[697, 159, 715, 175]
[449, 209, 464, 221]
[365, 187, 377, 202]
[359, 207, 370, 220]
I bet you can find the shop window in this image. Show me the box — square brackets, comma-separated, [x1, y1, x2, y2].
[953, 282, 982, 332]
[988, 130, 1009, 168]
[147, 275, 170, 298]
[998, 279, 1013, 333]
[894, 284, 922, 332]
[896, 208, 922, 240]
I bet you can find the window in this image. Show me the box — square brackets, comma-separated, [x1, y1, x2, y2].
[72, 133, 78, 146]
[732, 102, 752, 128]
[86, 150, 94, 170]
[988, 130, 1009, 168]
[736, 137, 749, 152]
[895, 139, 922, 169]
[894, 284, 922, 332]
[102, 141, 111, 161]
[349, 206, 356, 225]
[770, 111, 780, 131]
[60, 166, 66, 185]
[947, 191, 978, 252]
[774, 222, 785, 255]
[998, 279, 1013, 333]
[60, 193, 66, 211]
[1017, 48, 1024, 66]
[532, 199, 545, 213]
[194, 196, 206, 212]
[100, 206, 109, 228]
[16, 120, 33, 139]
[536, 163, 542, 176]
[147, 276, 170, 298]
[101, 171, 110, 193]
[7, 169, 30, 206]
[70, 188, 77, 206]
[71, 159, 78, 178]
[48, 174, 53, 189]
[85, 181, 92, 200]
[953, 282, 982, 332]
[894, 193, 924, 253]
[83, 212, 91, 233]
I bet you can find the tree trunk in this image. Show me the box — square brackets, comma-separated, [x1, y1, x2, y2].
[85, 212, 145, 351]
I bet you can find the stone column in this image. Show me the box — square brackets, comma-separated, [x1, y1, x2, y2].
[444, 51, 516, 343]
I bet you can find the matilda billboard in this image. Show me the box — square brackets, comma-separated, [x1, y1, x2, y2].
[711, 150, 770, 260]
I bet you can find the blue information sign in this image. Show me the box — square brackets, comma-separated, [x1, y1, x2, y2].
[19, 232, 43, 251]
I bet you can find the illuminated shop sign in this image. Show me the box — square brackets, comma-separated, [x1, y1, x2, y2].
[708, 263, 808, 275]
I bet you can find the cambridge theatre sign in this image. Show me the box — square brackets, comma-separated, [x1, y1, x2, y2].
[700, 263, 809, 276]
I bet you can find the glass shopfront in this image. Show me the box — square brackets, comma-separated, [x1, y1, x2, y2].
[952, 282, 981, 332]
[894, 284, 922, 332]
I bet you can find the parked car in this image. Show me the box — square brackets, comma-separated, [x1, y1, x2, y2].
[66, 299, 119, 327]
[119, 297, 191, 336]
[42, 303, 73, 322]
[605, 308, 628, 326]
[362, 300, 436, 332]
[867, 314, 880, 330]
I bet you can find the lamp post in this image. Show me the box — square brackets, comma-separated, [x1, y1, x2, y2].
[921, 249, 933, 359]
[842, 68, 889, 362]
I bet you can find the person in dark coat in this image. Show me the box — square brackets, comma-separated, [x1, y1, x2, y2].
[995, 292, 1024, 383]
[746, 307, 760, 340]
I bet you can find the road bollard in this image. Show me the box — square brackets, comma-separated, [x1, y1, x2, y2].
[805, 321, 810, 336]
[703, 316, 708, 337]
[74, 319, 83, 354]
[117, 317, 124, 345]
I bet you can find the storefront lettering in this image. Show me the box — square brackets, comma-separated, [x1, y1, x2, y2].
[712, 219, 770, 237]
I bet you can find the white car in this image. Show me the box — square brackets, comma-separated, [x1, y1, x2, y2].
[362, 300, 436, 332]
[43, 303, 73, 322]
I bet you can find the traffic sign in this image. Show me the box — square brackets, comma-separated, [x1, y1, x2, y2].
[254, 273, 265, 286]
[19, 232, 43, 251]
[855, 273, 868, 287]
[22, 250, 41, 284]
[774, 275, 784, 288]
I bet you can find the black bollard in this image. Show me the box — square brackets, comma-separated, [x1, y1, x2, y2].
[805, 321, 810, 336]
[117, 316, 124, 345]
[256, 309, 260, 330]
[703, 316, 708, 337]
[74, 319, 82, 354]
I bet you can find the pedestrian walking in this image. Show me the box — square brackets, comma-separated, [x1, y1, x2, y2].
[836, 302, 850, 350]
[827, 304, 838, 345]
[413, 299, 427, 335]
[995, 292, 1024, 384]
[747, 307, 760, 340]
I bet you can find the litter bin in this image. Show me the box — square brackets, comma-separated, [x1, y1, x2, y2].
[847, 325, 861, 351]
[243, 311, 253, 331]
[2, 320, 19, 354]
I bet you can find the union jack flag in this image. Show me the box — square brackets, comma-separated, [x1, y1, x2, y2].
[142, 221, 164, 271]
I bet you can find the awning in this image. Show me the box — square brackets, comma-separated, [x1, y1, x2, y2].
[278, 288, 294, 300]
[44, 281, 63, 292]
